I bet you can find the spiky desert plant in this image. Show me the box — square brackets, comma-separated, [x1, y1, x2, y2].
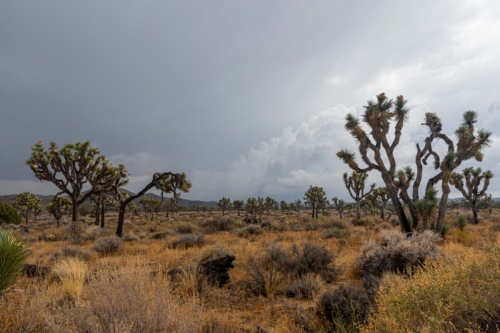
[337, 94, 492, 233]
[47, 194, 72, 227]
[264, 197, 278, 215]
[343, 171, 375, 220]
[450, 167, 494, 224]
[280, 200, 289, 213]
[0, 231, 29, 295]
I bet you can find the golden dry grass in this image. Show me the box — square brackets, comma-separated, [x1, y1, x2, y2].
[1, 208, 500, 332]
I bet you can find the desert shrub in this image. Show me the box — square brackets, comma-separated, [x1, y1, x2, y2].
[291, 243, 340, 282]
[52, 264, 201, 332]
[323, 227, 350, 239]
[317, 284, 371, 331]
[487, 214, 500, 223]
[441, 223, 449, 238]
[285, 274, 323, 299]
[150, 230, 170, 239]
[352, 219, 367, 226]
[175, 222, 195, 234]
[201, 217, 235, 233]
[201, 243, 233, 259]
[171, 233, 206, 249]
[62, 245, 93, 261]
[122, 233, 138, 241]
[377, 222, 393, 230]
[362, 247, 500, 333]
[323, 219, 350, 230]
[92, 236, 122, 254]
[232, 225, 264, 237]
[202, 318, 238, 333]
[0, 203, 21, 225]
[0, 230, 29, 294]
[305, 222, 321, 231]
[489, 224, 500, 232]
[457, 213, 467, 231]
[68, 222, 85, 244]
[356, 229, 440, 278]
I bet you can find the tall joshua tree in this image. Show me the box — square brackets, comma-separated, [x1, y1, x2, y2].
[111, 168, 191, 237]
[217, 197, 231, 216]
[450, 167, 494, 224]
[337, 93, 492, 233]
[371, 187, 390, 220]
[304, 186, 328, 219]
[26, 141, 122, 222]
[343, 171, 375, 220]
[47, 194, 72, 227]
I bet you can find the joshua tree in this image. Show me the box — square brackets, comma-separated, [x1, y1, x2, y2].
[280, 200, 288, 213]
[12, 192, 41, 225]
[294, 199, 302, 212]
[332, 197, 345, 218]
[264, 197, 278, 215]
[140, 197, 162, 220]
[47, 194, 72, 227]
[126, 202, 141, 218]
[164, 195, 180, 218]
[450, 167, 494, 224]
[245, 198, 259, 216]
[414, 187, 438, 229]
[110, 170, 191, 237]
[26, 141, 123, 222]
[304, 186, 328, 219]
[373, 187, 389, 220]
[217, 197, 232, 216]
[233, 200, 244, 216]
[79, 202, 92, 217]
[343, 172, 375, 220]
[337, 93, 492, 233]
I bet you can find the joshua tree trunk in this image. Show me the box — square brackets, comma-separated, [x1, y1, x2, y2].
[380, 206, 385, 220]
[94, 195, 101, 225]
[71, 197, 79, 222]
[56, 218, 61, 228]
[100, 203, 105, 228]
[355, 199, 361, 220]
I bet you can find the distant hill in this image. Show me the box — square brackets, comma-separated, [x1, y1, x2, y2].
[0, 189, 217, 208]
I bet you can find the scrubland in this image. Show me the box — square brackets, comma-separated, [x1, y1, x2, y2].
[2, 209, 500, 333]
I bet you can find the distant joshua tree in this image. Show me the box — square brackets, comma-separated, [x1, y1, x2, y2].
[280, 200, 288, 213]
[233, 200, 244, 216]
[12, 192, 41, 225]
[332, 197, 345, 218]
[47, 194, 72, 227]
[450, 167, 494, 224]
[343, 172, 375, 220]
[337, 93, 492, 233]
[217, 197, 231, 216]
[264, 197, 278, 215]
[304, 186, 328, 219]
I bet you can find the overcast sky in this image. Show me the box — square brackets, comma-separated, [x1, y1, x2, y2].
[1, 0, 500, 202]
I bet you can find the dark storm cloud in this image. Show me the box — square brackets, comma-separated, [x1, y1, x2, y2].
[1, 0, 500, 200]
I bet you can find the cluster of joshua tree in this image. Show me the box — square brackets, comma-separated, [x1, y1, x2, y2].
[10, 93, 494, 237]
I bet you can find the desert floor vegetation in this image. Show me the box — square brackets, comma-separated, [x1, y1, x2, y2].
[2, 208, 500, 333]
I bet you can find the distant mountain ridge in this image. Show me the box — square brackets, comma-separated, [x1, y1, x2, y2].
[0, 189, 217, 208]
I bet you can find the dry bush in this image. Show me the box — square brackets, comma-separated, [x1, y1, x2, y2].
[175, 222, 195, 234]
[0, 286, 48, 333]
[486, 214, 500, 223]
[356, 229, 440, 278]
[51, 265, 201, 332]
[92, 236, 122, 254]
[202, 318, 238, 333]
[377, 222, 393, 230]
[67, 222, 85, 244]
[323, 227, 350, 239]
[201, 242, 234, 259]
[361, 246, 500, 333]
[323, 218, 350, 230]
[285, 274, 323, 299]
[232, 225, 264, 237]
[150, 230, 170, 239]
[317, 284, 371, 331]
[171, 233, 206, 249]
[61, 245, 93, 261]
[201, 216, 235, 233]
[489, 224, 500, 233]
[291, 243, 340, 282]
[122, 233, 138, 241]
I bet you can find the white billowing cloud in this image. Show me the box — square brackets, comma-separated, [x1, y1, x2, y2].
[186, 104, 440, 201]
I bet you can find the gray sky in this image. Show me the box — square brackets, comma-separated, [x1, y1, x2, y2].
[1, 0, 500, 201]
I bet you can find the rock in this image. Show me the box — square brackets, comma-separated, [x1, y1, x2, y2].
[22, 264, 51, 278]
[199, 254, 235, 287]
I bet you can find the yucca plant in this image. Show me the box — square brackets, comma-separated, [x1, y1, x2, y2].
[0, 230, 29, 295]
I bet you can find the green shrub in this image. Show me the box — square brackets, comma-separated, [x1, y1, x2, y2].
[0, 230, 29, 294]
[92, 236, 122, 254]
[323, 227, 350, 239]
[171, 233, 206, 249]
[441, 223, 449, 238]
[0, 203, 22, 225]
[232, 225, 264, 237]
[457, 214, 467, 231]
[352, 219, 367, 226]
